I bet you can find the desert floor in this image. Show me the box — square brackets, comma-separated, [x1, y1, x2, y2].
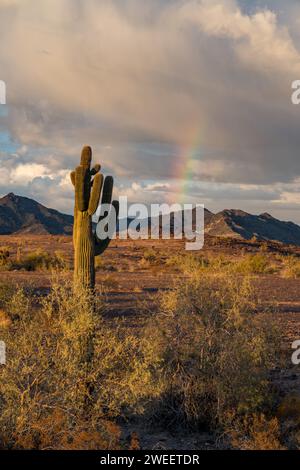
[1, 234, 300, 449]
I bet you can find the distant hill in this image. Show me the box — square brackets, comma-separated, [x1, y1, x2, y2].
[205, 209, 300, 245]
[123, 207, 300, 246]
[0, 193, 300, 246]
[0, 193, 73, 235]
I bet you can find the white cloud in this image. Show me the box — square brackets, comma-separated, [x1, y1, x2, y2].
[179, 0, 300, 74]
[10, 163, 51, 185]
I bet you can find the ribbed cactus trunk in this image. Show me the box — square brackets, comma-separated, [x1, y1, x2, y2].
[74, 211, 95, 289]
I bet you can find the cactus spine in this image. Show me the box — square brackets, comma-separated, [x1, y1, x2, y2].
[71, 146, 116, 290]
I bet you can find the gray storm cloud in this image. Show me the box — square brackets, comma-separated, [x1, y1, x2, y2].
[0, 0, 300, 218]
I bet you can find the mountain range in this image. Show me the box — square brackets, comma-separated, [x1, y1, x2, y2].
[0, 193, 300, 246]
[0, 193, 73, 235]
[204, 208, 300, 245]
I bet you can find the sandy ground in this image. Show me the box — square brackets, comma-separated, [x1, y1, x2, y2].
[1, 234, 300, 448]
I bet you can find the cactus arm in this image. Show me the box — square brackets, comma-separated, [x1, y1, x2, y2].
[94, 200, 119, 256]
[101, 176, 114, 205]
[70, 170, 77, 247]
[88, 173, 103, 216]
[70, 170, 76, 186]
[91, 164, 101, 176]
[81, 146, 92, 167]
[94, 175, 115, 254]
[75, 146, 92, 211]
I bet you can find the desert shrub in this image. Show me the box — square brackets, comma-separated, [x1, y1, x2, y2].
[142, 271, 277, 429]
[281, 256, 300, 279]
[231, 254, 271, 275]
[95, 256, 104, 271]
[165, 253, 236, 274]
[278, 395, 300, 424]
[53, 250, 70, 270]
[229, 413, 285, 450]
[0, 269, 280, 447]
[13, 249, 69, 271]
[0, 246, 10, 263]
[165, 252, 275, 276]
[140, 248, 161, 267]
[0, 246, 11, 270]
[95, 257, 116, 272]
[128, 431, 140, 450]
[259, 242, 269, 253]
[0, 309, 11, 328]
[0, 279, 161, 449]
[277, 394, 300, 449]
[139, 257, 151, 269]
[142, 248, 157, 262]
[165, 254, 209, 272]
[8, 408, 122, 450]
[0, 282, 16, 307]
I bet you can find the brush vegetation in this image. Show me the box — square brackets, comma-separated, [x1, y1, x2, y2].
[0, 259, 283, 449]
[0, 247, 70, 272]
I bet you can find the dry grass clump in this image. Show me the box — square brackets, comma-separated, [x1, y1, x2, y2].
[95, 257, 117, 272]
[231, 253, 272, 275]
[0, 309, 11, 328]
[0, 246, 10, 269]
[277, 395, 300, 449]
[0, 247, 70, 272]
[142, 270, 277, 429]
[280, 256, 300, 279]
[142, 248, 157, 262]
[0, 279, 161, 449]
[165, 252, 274, 276]
[165, 254, 210, 272]
[140, 248, 162, 268]
[229, 413, 285, 450]
[13, 249, 69, 271]
[278, 395, 300, 424]
[167, 252, 274, 276]
[0, 247, 71, 272]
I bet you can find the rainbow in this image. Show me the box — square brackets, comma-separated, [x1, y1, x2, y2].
[172, 127, 202, 204]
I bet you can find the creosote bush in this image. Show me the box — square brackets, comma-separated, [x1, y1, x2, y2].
[0, 263, 280, 448]
[142, 248, 157, 262]
[142, 270, 277, 429]
[0, 248, 70, 272]
[230, 253, 271, 275]
[165, 253, 210, 272]
[165, 252, 273, 276]
[0, 246, 10, 269]
[280, 256, 300, 279]
[15, 249, 69, 271]
[0, 279, 161, 449]
[229, 413, 285, 450]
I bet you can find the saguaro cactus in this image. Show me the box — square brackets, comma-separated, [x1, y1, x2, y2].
[70, 146, 117, 290]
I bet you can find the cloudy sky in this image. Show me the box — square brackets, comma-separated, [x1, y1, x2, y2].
[1, 0, 300, 221]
